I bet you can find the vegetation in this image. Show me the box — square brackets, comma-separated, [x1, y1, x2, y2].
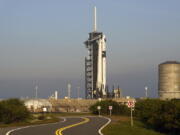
[89, 100, 130, 115]
[0, 99, 30, 124]
[103, 116, 165, 135]
[135, 99, 180, 135]
[37, 115, 46, 120]
[0, 113, 60, 128]
[90, 99, 180, 135]
[0, 110, 91, 128]
[0, 99, 63, 127]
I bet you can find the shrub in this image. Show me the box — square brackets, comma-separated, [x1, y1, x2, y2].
[0, 99, 30, 124]
[37, 115, 45, 120]
[135, 99, 180, 135]
[89, 100, 130, 115]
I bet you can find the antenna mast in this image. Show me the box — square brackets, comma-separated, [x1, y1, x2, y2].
[67, 83, 71, 99]
[94, 6, 97, 32]
[35, 85, 38, 99]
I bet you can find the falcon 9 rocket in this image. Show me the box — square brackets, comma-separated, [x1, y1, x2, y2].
[84, 7, 107, 99]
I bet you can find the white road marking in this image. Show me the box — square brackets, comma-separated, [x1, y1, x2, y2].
[5, 117, 66, 135]
[6, 116, 110, 135]
[98, 116, 111, 135]
[64, 115, 111, 135]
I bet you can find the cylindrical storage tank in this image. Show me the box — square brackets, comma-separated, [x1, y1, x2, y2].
[159, 61, 180, 99]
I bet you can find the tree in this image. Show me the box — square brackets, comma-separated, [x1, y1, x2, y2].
[0, 99, 30, 124]
[135, 99, 180, 135]
[89, 100, 129, 115]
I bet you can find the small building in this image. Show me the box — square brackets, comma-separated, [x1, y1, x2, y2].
[24, 99, 52, 112]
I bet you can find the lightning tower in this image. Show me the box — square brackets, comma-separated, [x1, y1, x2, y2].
[85, 7, 107, 98]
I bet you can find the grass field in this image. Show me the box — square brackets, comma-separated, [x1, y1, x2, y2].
[103, 116, 165, 135]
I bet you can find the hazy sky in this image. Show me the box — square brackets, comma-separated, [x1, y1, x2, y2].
[0, 0, 180, 99]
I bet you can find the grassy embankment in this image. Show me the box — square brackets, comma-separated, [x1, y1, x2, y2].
[103, 116, 166, 135]
[0, 113, 58, 128]
[0, 112, 91, 128]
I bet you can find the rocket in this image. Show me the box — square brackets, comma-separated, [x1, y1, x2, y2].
[97, 33, 106, 96]
[85, 7, 107, 98]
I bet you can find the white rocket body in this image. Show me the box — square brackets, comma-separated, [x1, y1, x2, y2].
[102, 35, 106, 95]
[96, 35, 106, 96]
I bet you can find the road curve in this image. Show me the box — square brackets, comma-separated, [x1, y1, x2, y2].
[6, 116, 110, 135]
[61, 117, 110, 135]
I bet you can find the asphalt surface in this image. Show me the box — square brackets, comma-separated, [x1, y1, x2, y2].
[4, 116, 109, 135]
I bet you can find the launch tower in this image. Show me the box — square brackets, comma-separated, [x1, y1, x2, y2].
[84, 7, 107, 99]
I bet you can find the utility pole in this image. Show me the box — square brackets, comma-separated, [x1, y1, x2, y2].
[128, 101, 135, 127]
[35, 85, 38, 99]
[77, 86, 80, 99]
[145, 86, 148, 98]
[131, 106, 133, 127]
[67, 83, 71, 99]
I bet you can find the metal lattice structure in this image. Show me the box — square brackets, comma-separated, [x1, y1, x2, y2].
[84, 7, 107, 99]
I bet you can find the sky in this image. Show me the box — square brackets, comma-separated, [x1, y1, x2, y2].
[0, 0, 180, 99]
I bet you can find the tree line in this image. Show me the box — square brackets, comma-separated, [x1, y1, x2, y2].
[90, 99, 180, 135]
[89, 100, 130, 115]
[135, 99, 180, 135]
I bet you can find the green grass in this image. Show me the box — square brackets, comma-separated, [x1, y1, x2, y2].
[103, 116, 166, 135]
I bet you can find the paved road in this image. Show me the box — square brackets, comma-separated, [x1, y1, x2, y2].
[4, 116, 110, 135]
